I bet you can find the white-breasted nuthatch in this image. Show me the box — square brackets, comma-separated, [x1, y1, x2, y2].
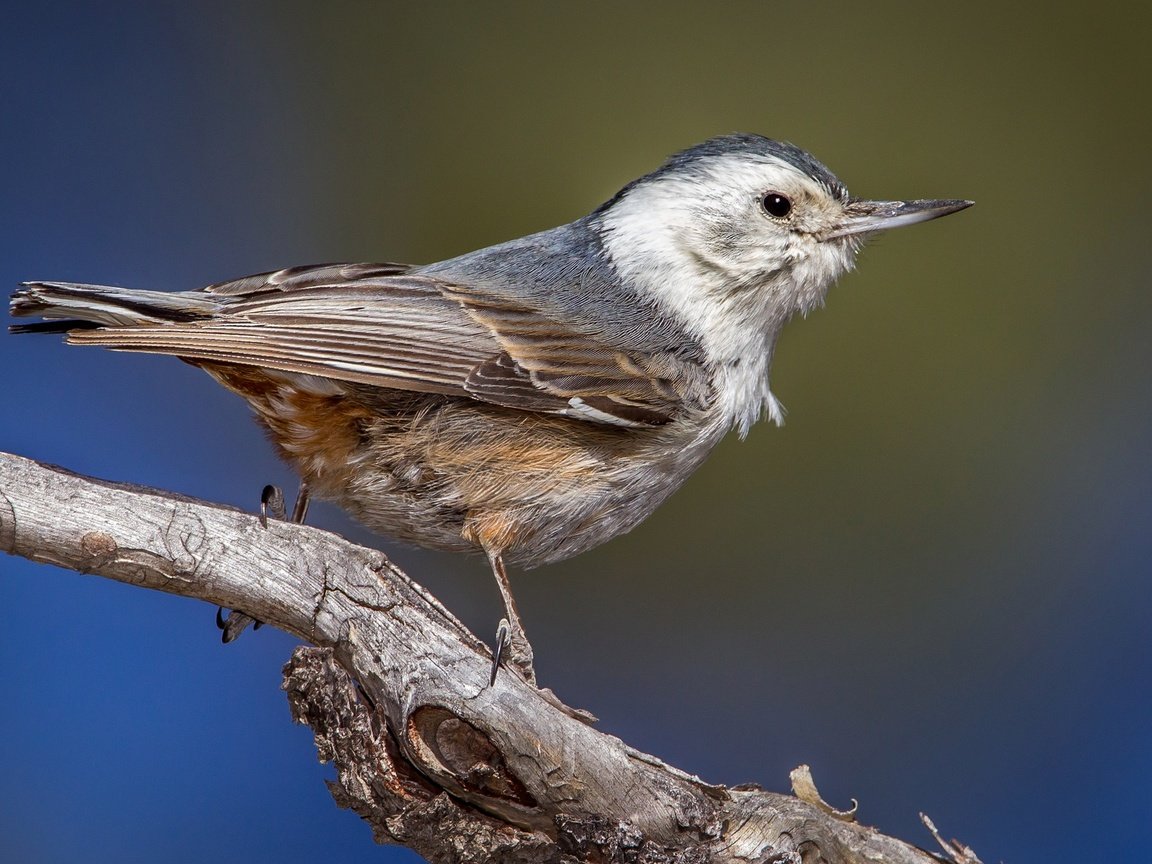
[10, 133, 971, 684]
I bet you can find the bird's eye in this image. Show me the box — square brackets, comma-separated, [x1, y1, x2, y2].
[760, 192, 792, 219]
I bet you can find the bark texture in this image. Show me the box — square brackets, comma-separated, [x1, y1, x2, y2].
[0, 451, 982, 864]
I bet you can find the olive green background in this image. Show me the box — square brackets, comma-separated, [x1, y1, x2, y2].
[2, 3, 1149, 862]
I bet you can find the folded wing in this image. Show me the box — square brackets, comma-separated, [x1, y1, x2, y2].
[13, 263, 709, 427]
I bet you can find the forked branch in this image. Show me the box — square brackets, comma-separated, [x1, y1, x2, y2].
[0, 451, 979, 864]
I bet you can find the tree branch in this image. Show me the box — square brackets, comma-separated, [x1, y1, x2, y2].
[0, 450, 980, 864]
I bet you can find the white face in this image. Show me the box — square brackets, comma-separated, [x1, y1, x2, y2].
[600, 152, 863, 358]
[692, 154, 864, 310]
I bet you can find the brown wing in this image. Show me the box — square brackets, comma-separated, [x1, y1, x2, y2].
[447, 284, 704, 425]
[49, 263, 709, 426]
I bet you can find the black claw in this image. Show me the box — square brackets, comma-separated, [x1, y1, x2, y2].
[220, 611, 252, 643]
[225, 482, 294, 643]
[490, 620, 510, 686]
[224, 482, 299, 643]
[260, 484, 285, 528]
[216, 607, 260, 643]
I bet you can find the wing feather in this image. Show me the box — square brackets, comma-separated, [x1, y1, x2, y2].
[43, 263, 711, 427]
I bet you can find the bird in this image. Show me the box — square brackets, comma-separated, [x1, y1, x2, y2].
[9, 133, 971, 685]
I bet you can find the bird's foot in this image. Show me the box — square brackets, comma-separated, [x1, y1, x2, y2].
[217, 482, 310, 642]
[216, 605, 261, 643]
[491, 617, 537, 687]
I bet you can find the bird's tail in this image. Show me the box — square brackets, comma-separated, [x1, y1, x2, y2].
[9, 281, 217, 334]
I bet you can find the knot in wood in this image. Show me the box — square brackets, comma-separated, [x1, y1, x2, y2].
[80, 531, 118, 562]
[407, 706, 535, 807]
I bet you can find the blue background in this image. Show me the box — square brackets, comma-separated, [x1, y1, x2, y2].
[2, 3, 1150, 862]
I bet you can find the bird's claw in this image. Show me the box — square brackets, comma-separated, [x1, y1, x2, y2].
[259, 484, 286, 528]
[216, 608, 258, 643]
[491, 619, 510, 686]
[225, 483, 308, 641]
[489, 617, 536, 687]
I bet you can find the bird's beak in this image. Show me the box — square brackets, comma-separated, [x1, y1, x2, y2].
[826, 198, 973, 239]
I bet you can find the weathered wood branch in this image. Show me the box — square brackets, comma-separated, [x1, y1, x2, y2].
[0, 450, 981, 864]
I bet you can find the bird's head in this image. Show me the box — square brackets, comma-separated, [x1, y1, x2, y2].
[596, 134, 971, 351]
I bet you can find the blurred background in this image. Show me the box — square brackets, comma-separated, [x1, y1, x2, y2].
[2, 3, 1149, 862]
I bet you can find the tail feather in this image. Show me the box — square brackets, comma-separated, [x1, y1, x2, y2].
[10, 281, 217, 330]
[9, 319, 101, 335]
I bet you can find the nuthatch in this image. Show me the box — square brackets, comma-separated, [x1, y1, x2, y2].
[10, 134, 971, 684]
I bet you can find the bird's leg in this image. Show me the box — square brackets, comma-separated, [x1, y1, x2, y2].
[290, 483, 311, 524]
[217, 482, 311, 642]
[487, 550, 536, 687]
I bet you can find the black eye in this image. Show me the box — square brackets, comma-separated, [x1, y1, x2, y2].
[760, 192, 792, 218]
